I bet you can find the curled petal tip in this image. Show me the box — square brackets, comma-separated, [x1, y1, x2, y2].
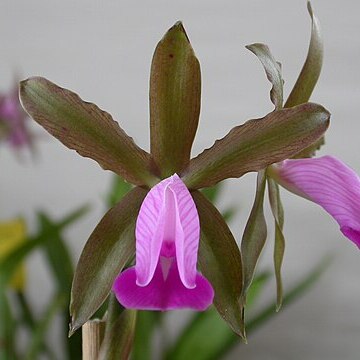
[341, 227, 360, 249]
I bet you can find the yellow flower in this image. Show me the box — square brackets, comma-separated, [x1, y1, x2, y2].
[0, 219, 26, 291]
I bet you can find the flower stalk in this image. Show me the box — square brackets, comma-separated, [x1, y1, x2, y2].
[82, 320, 105, 360]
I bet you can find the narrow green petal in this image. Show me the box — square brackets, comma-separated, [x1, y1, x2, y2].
[246, 43, 283, 110]
[241, 170, 267, 301]
[150, 22, 201, 177]
[182, 103, 330, 189]
[20, 77, 157, 186]
[267, 178, 285, 310]
[285, 2, 323, 108]
[193, 191, 245, 340]
[70, 187, 147, 334]
[285, 2, 325, 158]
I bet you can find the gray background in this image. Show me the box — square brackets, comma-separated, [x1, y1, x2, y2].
[1, 0, 359, 359]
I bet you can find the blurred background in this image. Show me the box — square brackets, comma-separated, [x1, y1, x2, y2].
[1, 0, 359, 359]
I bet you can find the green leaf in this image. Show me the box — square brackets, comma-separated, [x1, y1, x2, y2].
[25, 294, 65, 360]
[210, 256, 331, 359]
[222, 207, 237, 223]
[182, 103, 330, 189]
[133, 311, 162, 360]
[164, 272, 270, 360]
[99, 295, 136, 360]
[241, 170, 267, 301]
[267, 178, 285, 310]
[246, 257, 331, 331]
[246, 43, 283, 110]
[0, 238, 44, 289]
[246, 271, 272, 306]
[201, 183, 222, 204]
[166, 309, 225, 360]
[0, 291, 17, 360]
[201, 183, 236, 222]
[15, 292, 57, 360]
[37, 213, 83, 359]
[106, 175, 132, 208]
[70, 187, 147, 334]
[285, 2, 323, 108]
[192, 191, 245, 340]
[0, 208, 87, 359]
[150, 22, 201, 177]
[16, 292, 35, 329]
[19, 77, 157, 187]
[57, 205, 91, 229]
[38, 213, 74, 293]
[0, 206, 89, 288]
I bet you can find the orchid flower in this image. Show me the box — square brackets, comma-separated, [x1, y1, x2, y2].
[0, 83, 32, 151]
[254, 1, 358, 250]
[237, 0, 324, 308]
[238, 2, 359, 315]
[270, 156, 360, 249]
[260, 3, 360, 250]
[19, 21, 329, 336]
[113, 174, 214, 310]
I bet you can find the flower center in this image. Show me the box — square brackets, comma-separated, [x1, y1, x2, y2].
[160, 239, 175, 257]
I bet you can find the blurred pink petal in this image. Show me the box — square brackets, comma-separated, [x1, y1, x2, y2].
[272, 156, 360, 248]
[113, 174, 214, 310]
[0, 85, 32, 150]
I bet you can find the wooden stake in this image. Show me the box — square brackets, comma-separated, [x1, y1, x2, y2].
[82, 320, 105, 360]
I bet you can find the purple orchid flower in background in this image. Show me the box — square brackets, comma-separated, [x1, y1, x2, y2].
[0, 84, 32, 151]
[114, 174, 214, 310]
[270, 156, 360, 249]
[246, 4, 360, 251]
[238, 1, 358, 312]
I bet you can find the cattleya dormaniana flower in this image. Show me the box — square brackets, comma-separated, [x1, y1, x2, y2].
[19, 1, 356, 345]
[252, 2, 360, 250]
[114, 174, 214, 310]
[0, 82, 33, 151]
[239, 1, 360, 310]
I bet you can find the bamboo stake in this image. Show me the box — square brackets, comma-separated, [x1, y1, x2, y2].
[82, 320, 105, 360]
